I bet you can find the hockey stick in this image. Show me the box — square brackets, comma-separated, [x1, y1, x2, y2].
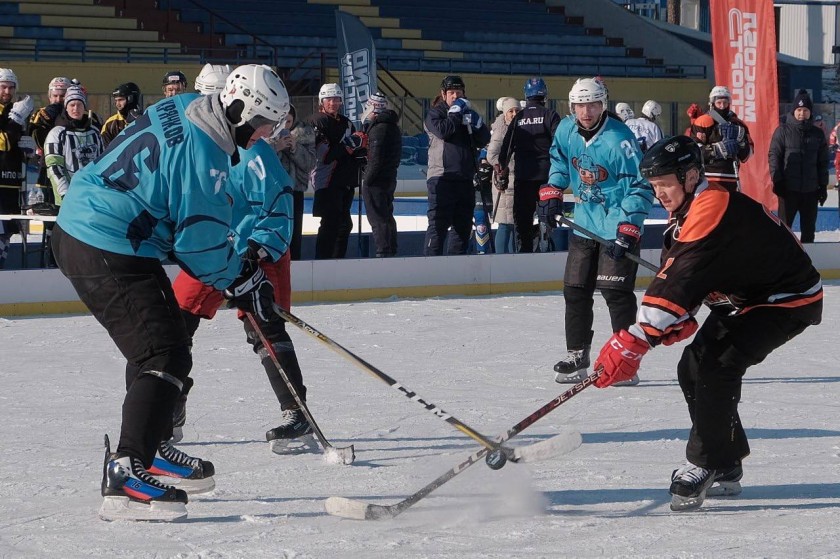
[244, 312, 355, 465]
[274, 305, 522, 463]
[556, 215, 659, 273]
[324, 370, 598, 520]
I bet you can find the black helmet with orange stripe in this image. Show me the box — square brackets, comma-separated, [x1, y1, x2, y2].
[640, 135, 703, 187]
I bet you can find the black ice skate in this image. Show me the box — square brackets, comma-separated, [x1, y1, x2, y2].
[99, 435, 188, 522]
[149, 440, 216, 494]
[554, 348, 590, 384]
[707, 465, 743, 497]
[266, 407, 317, 455]
[170, 394, 187, 443]
[669, 462, 715, 512]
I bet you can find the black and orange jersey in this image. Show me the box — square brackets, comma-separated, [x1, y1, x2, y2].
[631, 180, 822, 344]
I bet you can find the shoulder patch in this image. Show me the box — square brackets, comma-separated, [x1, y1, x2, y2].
[678, 186, 729, 243]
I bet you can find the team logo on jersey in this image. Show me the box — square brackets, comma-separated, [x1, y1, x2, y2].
[209, 168, 228, 194]
[572, 154, 608, 205]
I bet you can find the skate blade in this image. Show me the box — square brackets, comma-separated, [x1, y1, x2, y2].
[270, 434, 319, 455]
[669, 491, 707, 512]
[707, 481, 742, 497]
[613, 374, 640, 387]
[152, 475, 215, 495]
[99, 496, 187, 522]
[554, 371, 585, 384]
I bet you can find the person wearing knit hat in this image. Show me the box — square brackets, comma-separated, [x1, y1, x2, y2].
[768, 88, 828, 243]
[360, 91, 402, 257]
[44, 84, 103, 205]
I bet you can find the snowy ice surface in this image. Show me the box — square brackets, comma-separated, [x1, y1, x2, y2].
[1, 285, 838, 559]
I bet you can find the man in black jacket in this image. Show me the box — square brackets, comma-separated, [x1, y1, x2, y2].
[769, 89, 829, 243]
[361, 92, 402, 257]
[499, 77, 561, 252]
[423, 75, 490, 255]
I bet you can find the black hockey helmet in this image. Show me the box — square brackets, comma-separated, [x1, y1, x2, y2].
[440, 75, 465, 92]
[112, 82, 141, 111]
[162, 70, 188, 87]
[640, 135, 702, 186]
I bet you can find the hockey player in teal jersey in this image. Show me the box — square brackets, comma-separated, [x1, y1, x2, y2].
[52, 64, 290, 522]
[545, 77, 654, 386]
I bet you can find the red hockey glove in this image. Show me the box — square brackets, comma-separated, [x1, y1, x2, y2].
[593, 329, 649, 388]
[659, 317, 699, 347]
[608, 222, 641, 260]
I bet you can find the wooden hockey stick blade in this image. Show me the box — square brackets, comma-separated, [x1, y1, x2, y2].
[511, 429, 582, 463]
[324, 430, 582, 520]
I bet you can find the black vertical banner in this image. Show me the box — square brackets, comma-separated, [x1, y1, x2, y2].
[335, 10, 378, 129]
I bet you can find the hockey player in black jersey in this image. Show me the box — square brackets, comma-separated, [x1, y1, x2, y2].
[593, 136, 823, 512]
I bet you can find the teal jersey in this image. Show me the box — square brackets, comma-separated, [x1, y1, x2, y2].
[548, 115, 654, 240]
[57, 94, 241, 290]
[228, 139, 294, 262]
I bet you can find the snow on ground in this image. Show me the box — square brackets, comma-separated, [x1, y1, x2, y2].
[1, 285, 839, 558]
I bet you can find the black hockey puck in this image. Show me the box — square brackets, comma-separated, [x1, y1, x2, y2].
[485, 449, 507, 470]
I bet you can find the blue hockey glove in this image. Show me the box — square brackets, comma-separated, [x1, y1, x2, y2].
[447, 98, 471, 115]
[608, 222, 641, 260]
[713, 121, 742, 159]
[463, 110, 483, 130]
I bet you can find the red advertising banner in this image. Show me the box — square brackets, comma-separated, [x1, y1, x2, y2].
[710, 0, 778, 210]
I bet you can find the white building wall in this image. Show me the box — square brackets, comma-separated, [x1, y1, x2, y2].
[776, 3, 838, 65]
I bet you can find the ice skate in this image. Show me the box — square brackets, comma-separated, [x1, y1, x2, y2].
[170, 394, 187, 443]
[669, 462, 715, 512]
[266, 407, 318, 455]
[613, 374, 640, 387]
[99, 437, 188, 522]
[554, 348, 589, 384]
[707, 465, 743, 497]
[149, 440, 216, 494]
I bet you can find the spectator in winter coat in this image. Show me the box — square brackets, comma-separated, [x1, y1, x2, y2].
[423, 75, 490, 255]
[829, 119, 840, 185]
[486, 97, 519, 253]
[44, 86, 104, 206]
[271, 105, 316, 260]
[309, 83, 366, 259]
[361, 92, 402, 257]
[768, 89, 829, 243]
[499, 77, 561, 252]
[0, 67, 33, 268]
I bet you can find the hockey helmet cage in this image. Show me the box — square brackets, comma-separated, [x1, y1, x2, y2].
[112, 82, 141, 111]
[48, 77, 72, 93]
[709, 85, 731, 104]
[615, 102, 635, 121]
[0, 68, 18, 87]
[640, 135, 702, 184]
[642, 100, 662, 120]
[221, 64, 290, 128]
[195, 64, 232, 95]
[318, 83, 343, 103]
[568, 77, 608, 111]
[440, 75, 466, 92]
[162, 70, 188, 87]
[524, 77, 548, 99]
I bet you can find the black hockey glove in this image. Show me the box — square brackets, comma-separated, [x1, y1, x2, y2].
[818, 186, 828, 207]
[223, 255, 278, 323]
[608, 222, 641, 260]
[537, 185, 563, 220]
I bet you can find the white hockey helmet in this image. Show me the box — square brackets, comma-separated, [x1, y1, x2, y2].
[48, 76, 72, 93]
[642, 100, 662, 120]
[0, 68, 18, 87]
[195, 63, 232, 95]
[318, 83, 343, 103]
[568, 77, 608, 112]
[709, 85, 731, 104]
[220, 64, 290, 128]
[615, 102, 634, 121]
